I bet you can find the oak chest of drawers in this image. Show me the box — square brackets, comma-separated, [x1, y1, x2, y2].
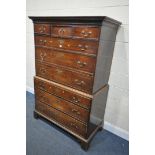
[29, 16, 121, 150]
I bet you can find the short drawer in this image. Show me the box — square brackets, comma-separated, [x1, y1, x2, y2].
[36, 62, 93, 94]
[35, 88, 90, 123]
[34, 77, 92, 109]
[51, 25, 100, 40]
[35, 47, 96, 73]
[51, 26, 73, 37]
[34, 24, 50, 35]
[74, 26, 100, 40]
[35, 36, 98, 55]
[35, 101, 87, 137]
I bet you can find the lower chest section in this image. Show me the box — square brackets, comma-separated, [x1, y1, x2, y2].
[34, 76, 93, 138]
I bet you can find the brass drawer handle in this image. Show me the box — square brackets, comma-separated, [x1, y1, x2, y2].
[81, 30, 92, 37]
[72, 96, 80, 103]
[77, 61, 87, 67]
[58, 28, 65, 35]
[39, 82, 45, 90]
[40, 68, 46, 74]
[40, 52, 47, 61]
[70, 123, 78, 129]
[39, 39, 47, 45]
[58, 40, 64, 48]
[39, 95, 49, 103]
[78, 44, 88, 51]
[42, 97, 49, 103]
[74, 79, 85, 86]
[56, 69, 63, 74]
[39, 26, 46, 33]
[71, 109, 80, 115]
[55, 100, 60, 104]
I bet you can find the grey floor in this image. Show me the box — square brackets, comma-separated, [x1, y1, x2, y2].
[26, 91, 129, 155]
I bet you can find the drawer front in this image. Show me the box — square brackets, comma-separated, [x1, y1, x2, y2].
[51, 26, 100, 40]
[35, 36, 98, 55]
[74, 26, 100, 40]
[51, 26, 73, 37]
[34, 24, 50, 35]
[35, 101, 87, 137]
[35, 47, 96, 73]
[34, 77, 92, 109]
[36, 62, 93, 93]
[35, 88, 89, 123]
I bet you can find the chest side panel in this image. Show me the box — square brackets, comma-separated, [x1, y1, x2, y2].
[93, 22, 119, 93]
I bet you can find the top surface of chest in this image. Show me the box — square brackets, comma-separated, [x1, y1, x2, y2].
[29, 16, 121, 25]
